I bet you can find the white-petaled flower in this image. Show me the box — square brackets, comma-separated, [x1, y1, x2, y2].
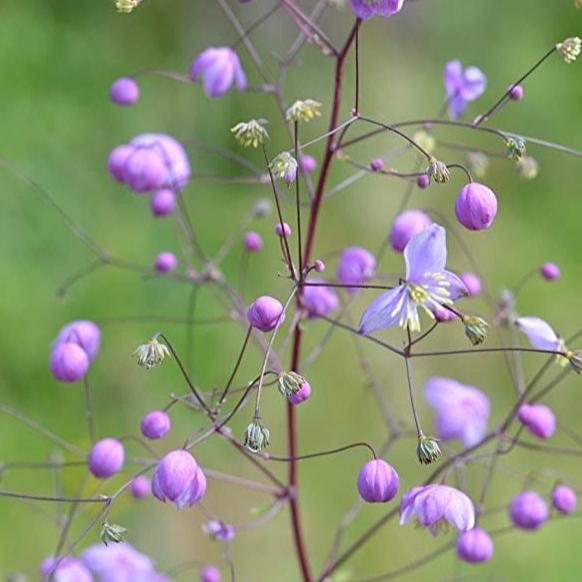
[231, 119, 269, 148]
[413, 130, 436, 154]
[427, 157, 450, 184]
[556, 37, 581, 63]
[115, 0, 139, 13]
[269, 152, 298, 186]
[286, 99, 322, 123]
[132, 337, 170, 369]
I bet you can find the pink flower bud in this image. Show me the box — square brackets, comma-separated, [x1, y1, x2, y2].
[243, 231, 263, 252]
[509, 491, 548, 530]
[455, 182, 498, 231]
[288, 381, 311, 405]
[299, 155, 317, 174]
[552, 485, 577, 514]
[141, 410, 171, 439]
[369, 158, 384, 171]
[49, 343, 90, 383]
[130, 475, 151, 499]
[517, 403, 556, 439]
[416, 174, 430, 189]
[508, 84, 524, 101]
[150, 189, 176, 217]
[109, 77, 140, 106]
[201, 565, 221, 582]
[460, 272, 481, 296]
[456, 528, 494, 563]
[53, 320, 101, 361]
[357, 459, 400, 503]
[389, 209, 432, 253]
[540, 262, 560, 281]
[247, 296, 284, 332]
[274, 222, 292, 237]
[88, 438, 125, 479]
[154, 252, 178, 273]
[314, 259, 326, 273]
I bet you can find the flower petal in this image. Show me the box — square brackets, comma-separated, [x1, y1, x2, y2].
[405, 224, 447, 282]
[359, 285, 407, 335]
[515, 316, 561, 351]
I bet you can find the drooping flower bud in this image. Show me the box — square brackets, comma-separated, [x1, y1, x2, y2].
[463, 315, 489, 345]
[506, 137, 527, 160]
[508, 84, 524, 101]
[357, 459, 400, 503]
[152, 450, 207, 509]
[314, 259, 326, 273]
[427, 157, 450, 184]
[552, 484, 577, 514]
[509, 491, 548, 530]
[49, 343, 90, 383]
[269, 152, 298, 186]
[150, 189, 176, 217]
[274, 222, 292, 237]
[288, 381, 312, 405]
[100, 522, 128, 546]
[389, 209, 432, 253]
[231, 119, 269, 148]
[243, 231, 263, 252]
[299, 155, 317, 174]
[460, 272, 481, 296]
[190, 47, 247, 98]
[247, 296, 284, 332]
[277, 371, 307, 398]
[132, 337, 171, 369]
[369, 158, 384, 172]
[154, 251, 177, 273]
[416, 174, 430, 189]
[53, 320, 101, 362]
[286, 99, 322, 123]
[88, 438, 125, 479]
[141, 410, 172, 439]
[109, 77, 140, 105]
[244, 420, 270, 453]
[130, 475, 151, 499]
[416, 434, 442, 465]
[337, 246, 376, 293]
[517, 403, 556, 439]
[540, 262, 560, 281]
[201, 565, 222, 582]
[454, 182, 497, 231]
[456, 528, 494, 563]
[556, 37, 581, 63]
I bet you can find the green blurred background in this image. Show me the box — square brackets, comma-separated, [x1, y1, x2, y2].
[1, 0, 581, 579]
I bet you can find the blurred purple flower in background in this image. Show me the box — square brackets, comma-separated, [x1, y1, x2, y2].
[190, 47, 247, 98]
[456, 528, 494, 563]
[509, 491, 548, 530]
[40, 557, 93, 582]
[389, 209, 432, 253]
[87, 438, 125, 479]
[337, 247, 376, 293]
[517, 403, 556, 439]
[350, 0, 405, 20]
[515, 316, 563, 352]
[443, 60, 486, 119]
[302, 279, 339, 319]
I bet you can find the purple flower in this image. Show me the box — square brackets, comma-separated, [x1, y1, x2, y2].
[299, 155, 317, 174]
[190, 47, 247, 98]
[517, 403, 556, 439]
[288, 380, 312, 405]
[460, 272, 481, 296]
[454, 182, 497, 231]
[150, 189, 176, 217]
[302, 279, 339, 319]
[201, 565, 221, 582]
[141, 410, 171, 439]
[350, 0, 405, 20]
[357, 459, 400, 503]
[400, 484, 476, 535]
[81, 542, 160, 582]
[88, 438, 125, 479]
[314, 259, 326, 273]
[456, 528, 494, 563]
[508, 84, 524, 101]
[443, 60, 487, 119]
[274, 222, 292, 237]
[41, 557, 93, 582]
[509, 491, 548, 530]
[515, 316, 563, 352]
[247, 295, 284, 332]
[540, 262, 560, 281]
[152, 449, 207, 509]
[424, 377, 489, 447]
[337, 247, 376, 293]
[108, 133, 190, 193]
[49, 342, 90, 383]
[53, 320, 101, 361]
[243, 231, 263, 252]
[154, 252, 178, 273]
[130, 475, 151, 499]
[433, 306, 459, 323]
[109, 77, 140, 106]
[552, 485, 577, 514]
[203, 519, 236, 542]
[389, 209, 432, 253]
[416, 174, 430, 189]
[369, 158, 384, 172]
[360, 224, 467, 334]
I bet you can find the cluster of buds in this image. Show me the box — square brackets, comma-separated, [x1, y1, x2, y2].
[427, 157, 450, 184]
[463, 315, 489, 346]
[244, 420, 270, 453]
[231, 119, 269, 148]
[269, 152, 298, 186]
[505, 137, 527, 161]
[132, 337, 170, 369]
[286, 99, 322, 123]
[556, 37, 581, 64]
[416, 434, 442, 465]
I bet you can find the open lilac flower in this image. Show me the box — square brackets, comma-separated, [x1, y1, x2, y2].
[41, 557, 93, 582]
[400, 484, 475, 535]
[443, 60, 486, 119]
[350, 0, 405, 20]
[337, 247, 376, 293]
[515, 316, 563, 352]
[424, 377, 489, 447]
[359, 224, 467, 334]
[190, 47, 246, 98]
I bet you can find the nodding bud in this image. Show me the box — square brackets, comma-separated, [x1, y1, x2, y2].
[507, 84, 524, 101]
[389, 209, 432, 253]
[567, 350, 582, 374]
[269, 152, 298, 186]
[88, 438, 125, 479]
[506, 137, 527, 160]
[201, 565, 222, 582]
[288, 381, 312, 405]
[141, 410, 172, 439]
[516, 156, 539, 179]
[49, 342, 90, 383]
[454, 182, 498, 231]
[552, 484, 577, 514]
[231, 119, 269, 148]
[100, 522, 127, 546]
[286, 99, 322, 123]
[509, 491, 548, 530]
[109, 77, 139, 105]
[278, 371, 307, 398]
[274, 222, 292, 237]
[416, 434, 442, 465]
[465, 151, 489, 178]
[247, 296, 284, 332]
[150, 189, 177, 217]
[427, 157, 450, 184]
[299, 155, 317, 174]
[53, 319, 101, 361]
[556, 37, 581, 63]
[130, 476, 151, 499]
[243, 231, 263, 252]
[357, 459, 400, 503]
[369, 158, 384, 172]
[132, 337, 171, 369]
[463, 315, 489, 345]
[456, 528, 494, 563]
[244, 420, 270, 453]
[314, 259, 326, 273]
[540, 262, 560, 281]
[416, 174, 430, 189]
[154, 252, 178, 273]
[190, 47, 247, 98]
[412, 130, 436, 154]
[517, 403, 556, 439]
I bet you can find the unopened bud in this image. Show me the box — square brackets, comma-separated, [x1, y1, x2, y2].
[416, 434, 441, 465]
[463, 315, 489, 346]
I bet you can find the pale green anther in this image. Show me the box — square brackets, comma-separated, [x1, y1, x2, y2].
[567, 350, 582, 374]
[132, 338, 170, 369]
[416, 434, 442, 465]
[100, 523, 128, 546]
[278, 371, 306, 397]
[286, 99, 322, 123]
[463, 315, 489, 346]
[408, 284, 431, 305]
[244, 420, 270, 453]
[269, 152, 298, 184]
[231, 119, 269, 148]
[427, 157, 450, 184]
[506, 137, 527, 161]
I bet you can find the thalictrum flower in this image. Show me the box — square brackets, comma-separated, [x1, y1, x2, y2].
[359, 224, 467, 334]
[189, 47, 247, 97]
[349, 0, 405, 20]
[443, 60, 486, 119]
